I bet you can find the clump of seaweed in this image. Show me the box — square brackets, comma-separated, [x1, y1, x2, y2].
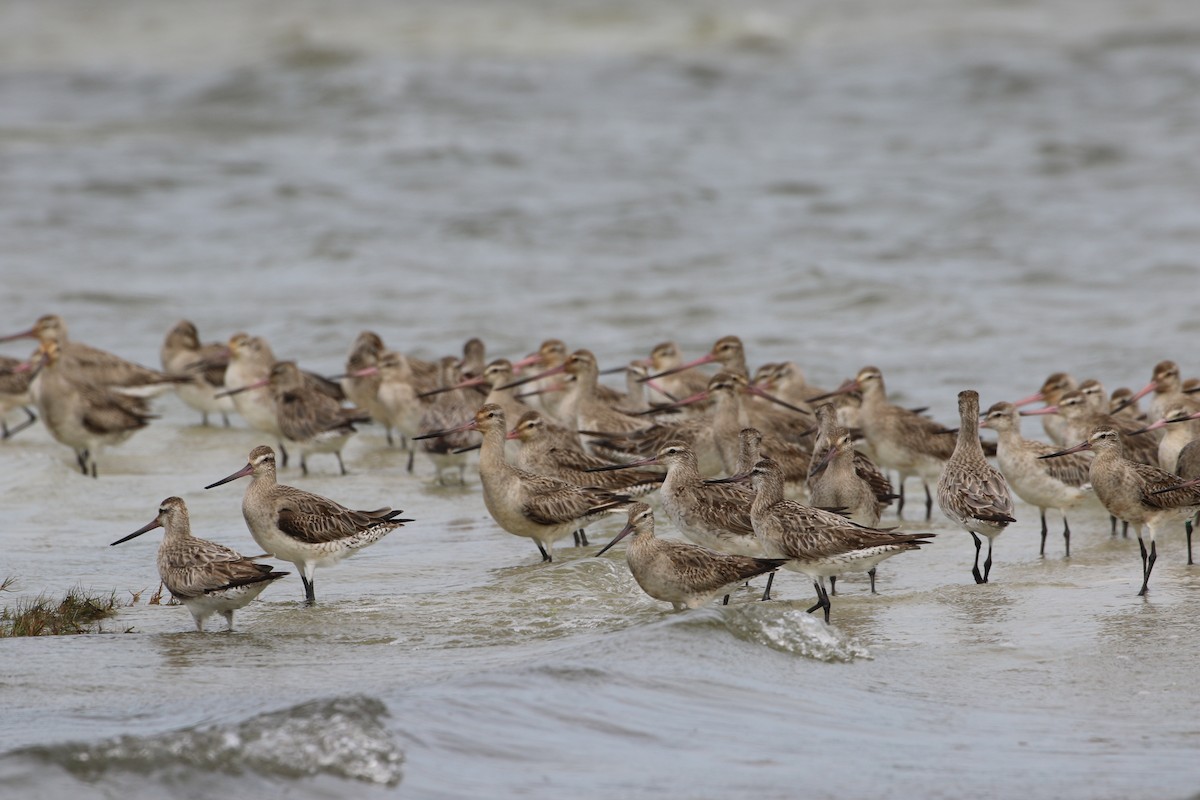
[0, 578, 124, 637]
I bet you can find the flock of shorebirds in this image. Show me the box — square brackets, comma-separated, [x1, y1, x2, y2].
[4, 315, 1200, 632]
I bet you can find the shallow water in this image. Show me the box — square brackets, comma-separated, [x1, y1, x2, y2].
[2, 1, 1200, 798]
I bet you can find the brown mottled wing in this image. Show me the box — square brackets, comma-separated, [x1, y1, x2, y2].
[1025, 439, 1092, 488]
[194, 343, 230, 387]
[162, 538, 279, 599]
[303, 370, 346, 402]
[81, 391, 154, 434]
[1138, 463, 1200, 510]
[852, 451, 896, 502]
[520, 474, 623, 525]
[658, 540, 782, 592]
[907, 413, 959, 460]
[962, 465, 1016, 523]
[275, 487, 397, 544]
[279, 390, 370, 441]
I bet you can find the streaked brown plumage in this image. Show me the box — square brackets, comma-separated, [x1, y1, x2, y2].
[112, 496, 288, 631]
[205, 445, 409, 604]
[596, 503, 786, 611]
[161, 320, 234, 426]
[937, 390, 1015, 584]
[742, 457, 933, 622]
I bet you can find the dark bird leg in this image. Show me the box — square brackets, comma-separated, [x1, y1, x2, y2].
[75, 449, 89, 475]
[301, 574, 316, 605]
[868, 567, 877, 594]
[760, 571, 776, 601]
[406, 449, 415, 473]
[336, 452, 347, 476]
[536, 541, 552, 562]
[808, 580, 831, 623]
[1062, 514, 1071, 558]
[1136, 536, 1153, 596]
[386, 426, 394, 447]
[1187, 514, 1195, 566]
[982, 538, 994, 583]
[300, 454, 309, 476]
[278, 441, 290, 468]
[896, 477, 906, 518]
[1039, 509, 1048, 557]
[574, 530, 588, 547]
[970, 532, 985, 584]
[923, 482, 933, 521]
[722, 594, 730, 606]
[1110, 515, 1117, 537]
[9, 406, 36, 437]
[1122, 521, 1128, 539]
[829, 575, 838, 596]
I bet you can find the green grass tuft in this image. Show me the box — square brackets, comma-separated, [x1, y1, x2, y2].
[0, 579, 124, 637]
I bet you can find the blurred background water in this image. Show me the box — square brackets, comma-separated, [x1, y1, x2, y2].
[2, 1, 1199, 798]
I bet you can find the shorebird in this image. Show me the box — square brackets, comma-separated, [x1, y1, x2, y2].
[27, 341, 156, 477]
[980, 401, 1091, 557]
[1109, 387, 1150, 425]
[500, 349, 627, 438]
[340, 331, 393, 444]
[724, 457, 933, 622]
[512, 339, 570, 418]
[1122, 360, 1199, 422]
[348, 351, 426, 471]
[431, 358, 533, 429]
[808, 403, 894, 510]
[808, 428, 897, 593]
[223, 333, 290, 463]
[1035, 390, 1160, 467]
[644, 335, 750, 382]
[230, 360, 371, 475]
[416, 356, 481, 485]
[813, 366, 955, 519]
[111, 496, 288, 631]
[595, 503, 786, 611]
[1013, 372, 1078, 446]
[937, 391, 1016, 584]
[591, 442, 763, 557]
[0, 354, 36, 439]
[1044, 429, 1200, 593]
[416, 404, 631, 561]
[160, 320, 234, 426]
[509, 408, 661, 546]
[1131, 406, 1200, 474]
[639, 341, 709, 406]
[2, 313, 183, 397]
[205, 445, 410, 604]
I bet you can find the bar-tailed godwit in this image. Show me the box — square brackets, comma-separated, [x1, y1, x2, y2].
[111, 496, 288, 631]
[205, 445, 410, 604]
[595, 503, 786, 611]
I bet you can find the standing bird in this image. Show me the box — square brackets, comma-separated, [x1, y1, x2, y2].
[111, 497, 288, 631]
[231, 360, 370, 476]
[160, 320, 234, 426]
[415, 356, 481, 485]
[27, 341, 156, 477]
[813, 366, 955, 519]
[415, 404, 630, 562]
[730, 458, 933, 622]
[596, 503, 786, 611]
[1044, 429, 1200, 594]
[980, 401, 1091, 557]
[937, 390, 1015, 584]
[0, 354, 37, 439]
[205, 445, 410, 604]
